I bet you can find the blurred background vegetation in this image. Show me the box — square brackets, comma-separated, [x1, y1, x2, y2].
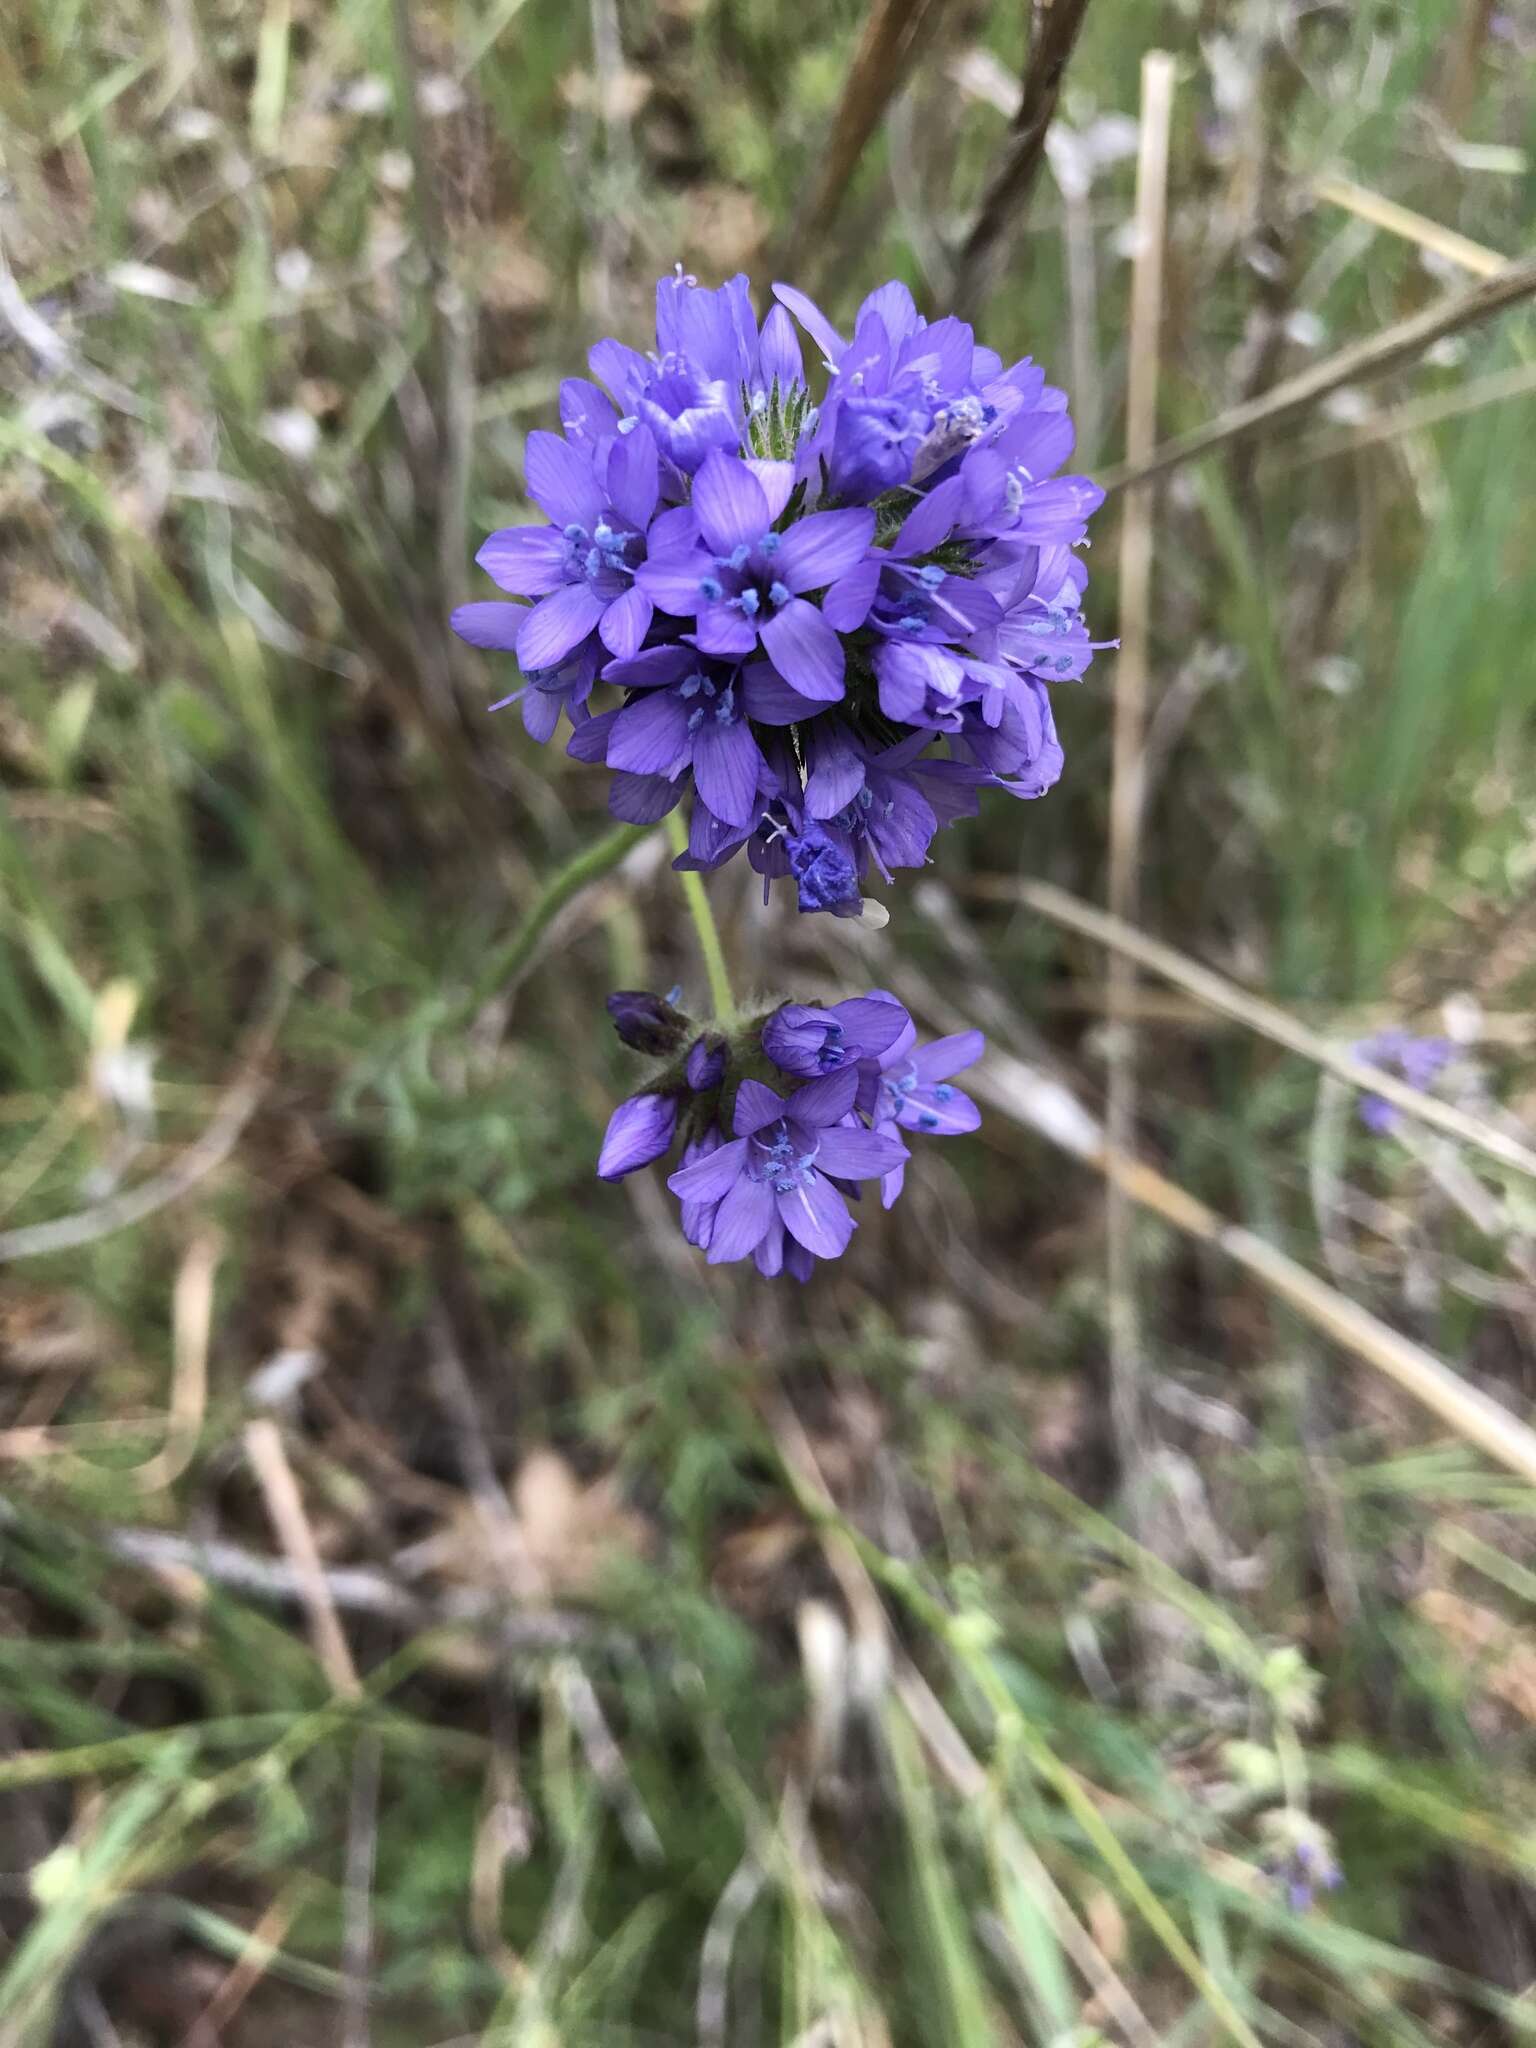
[3, 0, 1536, 2041]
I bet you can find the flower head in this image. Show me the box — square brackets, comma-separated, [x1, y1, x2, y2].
[453, 269, 1106, 914]
[595, 986, 987, 1278]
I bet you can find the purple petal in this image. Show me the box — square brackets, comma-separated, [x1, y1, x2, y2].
[598, 585, 653, 658]
[820, 557, 881, 633]
[693, 715, 766, 828]
[597, 1093, 677, 1180]
[776, 1172, 854, 1258]
[691, 453, 770, 555]
[521, 688, 563, 743]
[815, 1124, 909, 1179]
[605, 423, 660, 529]
[857, 279, 921, 345]
[707, 1173, 776, 1262]
[608, 690, 692, 776]
[776, 508, 876, 594]
[1000, 408, 1075, 480]
[603, 644, 690, 688]
[524, 430, 602, 528]
[648, 505, 699, 552]
[757, 304, 803, 391]
[877, 640, 963, 722]
[518, 583, 605, 669]
[739, 660, 820, 725]
[1011, 476, 1105, 543]
[693, 602, 760, 657]
[565, 705, 616, 761]
[786, 1065, 861, 1128]
[636, 548, 712, 616]
[668, 1134, 747, 1202]
[559, 377, 619, 449]
[451, 601, 527, 651]
[912, 1030, 985, 1084]
[744, 459, 795, 522]
[588, 336, 651, 406]
[902, 1084, 981, 1134]
[760, 599, 844, 703]
[475, 527, 567, 596]
[608, 770, 684, 823]
[733, 1079, 787, 1136]
[753, 1218, 786, 1278]
[804, 721, 866, 820]
[894, 475, 965, 557]
[829, 996, 910, 1057]
[771, 282, 846, 365]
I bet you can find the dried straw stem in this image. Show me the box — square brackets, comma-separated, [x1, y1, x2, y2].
[1097, 249, 1536, 494]
[1105, 51, 1175, 1584]
[969, 875, 1536, 1182]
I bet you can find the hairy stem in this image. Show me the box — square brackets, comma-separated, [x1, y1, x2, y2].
[664, 810, 735, 1022]
[464, 820, 653, 1015]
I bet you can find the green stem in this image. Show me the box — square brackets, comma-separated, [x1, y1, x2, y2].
[463, 820, 652, 1016]
[664, 810, 735, 1022]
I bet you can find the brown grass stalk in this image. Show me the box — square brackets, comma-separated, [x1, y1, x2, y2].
[968, 875, 1536, 1181]
[1105, 50, 1175, 1633]
[1097, 250, 1536, 495]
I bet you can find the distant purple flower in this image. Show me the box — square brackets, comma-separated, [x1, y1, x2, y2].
[666, 1068, 907, 1273]
[1354, 1030, 1454, 1133]
[452, 268, 1106, 914]
[1264, 1836, 1343, 1914]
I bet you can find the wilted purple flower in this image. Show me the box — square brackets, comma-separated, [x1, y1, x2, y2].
[666, 1068, 906, 1273]
[606, 989, 691, 1056]
[598, 1092, 678, 1181]
[453, 268, 1106, 914]
[1353, 1030, 1454, 1133]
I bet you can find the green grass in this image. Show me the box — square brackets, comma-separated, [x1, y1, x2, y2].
[2, 0, 1535, 2041]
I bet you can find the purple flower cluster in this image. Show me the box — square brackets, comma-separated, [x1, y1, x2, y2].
[598, 988, 983, 1280]
[1352, 1030, 1454, 1134]
[453, 269, 1107, 915]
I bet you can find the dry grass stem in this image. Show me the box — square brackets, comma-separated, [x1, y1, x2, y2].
[244, 1417, 363, 1698]
[970, 875, 1536, 1180]
[1097, 250, 1536, 493]
[1106, 48, 1175, 1649]
[961, 1041, 1536, 1489]
[1312, 172, 1507, 277]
